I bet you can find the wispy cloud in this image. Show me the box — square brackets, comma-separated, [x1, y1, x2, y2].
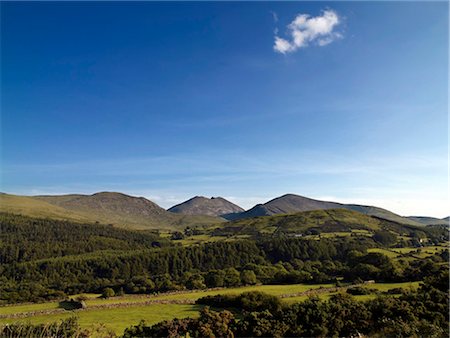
[2, 150, 446, 215]
[274, 9, 342, 54]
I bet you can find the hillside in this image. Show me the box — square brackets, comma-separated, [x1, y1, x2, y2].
[407, 216, 449, 226]
[1, 192, 222, 230]
[168, 196, 244, 217]
[212, 208, 430, 238]
[0, 193, 93, 223]
[230, 194, 423, 227]
[0, 212, 170, 264]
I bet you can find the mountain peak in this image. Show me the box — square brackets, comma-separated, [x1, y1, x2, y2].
[168, 196, 244, 217]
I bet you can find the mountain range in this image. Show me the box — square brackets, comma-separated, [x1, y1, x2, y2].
[1, 191, 447, 229]
[0, 192, 222, 230]
[226, 193, 429, 227]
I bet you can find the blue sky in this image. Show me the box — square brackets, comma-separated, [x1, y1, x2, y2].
[1, 1, 448, 217]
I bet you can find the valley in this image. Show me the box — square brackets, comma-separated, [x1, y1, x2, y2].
[0, 191, 448, 337]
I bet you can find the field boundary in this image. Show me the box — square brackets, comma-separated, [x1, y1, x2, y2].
[0, 284, 367, 320]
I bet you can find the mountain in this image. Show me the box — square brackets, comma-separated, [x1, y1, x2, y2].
[1, 192, 222, 230]
[212, 208, 426, 238]
[168, 196, 244, 217]
[230, 194, 424, 227]
[407, 216, 449, 226]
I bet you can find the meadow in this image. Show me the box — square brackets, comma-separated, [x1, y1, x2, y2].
[0, 281, 421, 335]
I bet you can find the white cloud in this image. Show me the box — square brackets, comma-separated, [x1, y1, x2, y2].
[274, 9, 342, 54]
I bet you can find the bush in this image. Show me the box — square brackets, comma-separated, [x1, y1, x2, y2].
[197, 291, 282, 313]
[101, 287, 115, 299]
[346, 286, 374, 295]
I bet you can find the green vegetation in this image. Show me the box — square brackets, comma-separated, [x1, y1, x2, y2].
[123, 270, 449, 338]
[0, 194, 92, 223]
[1, 211, 447, 305]
[0, 213, 170, 264]
[0, 304, 201, 336]
[0, 208, 448, 337]
[0, 281, 426, 335]
[209, 208, 446, 243]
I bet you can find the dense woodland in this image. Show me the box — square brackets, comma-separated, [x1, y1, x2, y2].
[0, 213, 448, 305]
[0, 213, 169, 264]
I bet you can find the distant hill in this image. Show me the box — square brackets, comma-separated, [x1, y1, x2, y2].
[407, 216, 449, 226]
[1, 192, 222, 230]
[0, 193, 93, 223]
[229, 194, 423, 227]
[212, 208, 427, 238]
[168, 196, 244, 217]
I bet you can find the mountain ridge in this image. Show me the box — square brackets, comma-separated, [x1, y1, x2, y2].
[1, 192, 222, 230]
[226, 193, 424, 227]
[406, 216, 449, 226]
[1, 191, 433, 228]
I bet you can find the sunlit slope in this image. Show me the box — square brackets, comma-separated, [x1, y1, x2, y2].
[0, 194, 92, 223]
[232, 194, 423, 227]
[213, 208, 423, 237]
[1, 192, 222, 230]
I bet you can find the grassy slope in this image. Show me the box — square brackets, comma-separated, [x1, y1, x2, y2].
[0, 194, 92, 223]
[407, 216, 448, 226]
[213, 209, 394, 237]
[342, 205, 423, 227]
[0, 193, 221, 230]
[236, 194, 423, 227]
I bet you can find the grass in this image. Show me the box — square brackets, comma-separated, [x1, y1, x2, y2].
[282, 281, 421, 303]
[0, 302, 60, 315]
[367, 248, 400, 258]
[177, 235, 228, 246]
[150, 283, 334, 301]
[368, 245, 448, 260]
[0, 284, 333, 332]
[0, 194, 91, 223]
[391, 245, 447, 258]
[0, 304, 202, 336]
[0, 281, 422, 335]
[364, 281, 421, 292]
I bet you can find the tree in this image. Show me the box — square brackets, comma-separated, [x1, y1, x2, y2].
[241, 270, 257, 285]
[205, 270, 225, 288]
[195, 307, 235, 338]
[101, 287, 115, 299]
[224, 268, 241, 287]
[186, 274, 206, 290]
[373, 230, 397, 246]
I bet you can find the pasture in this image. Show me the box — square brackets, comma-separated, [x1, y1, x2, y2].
[0, 281, 421, 335]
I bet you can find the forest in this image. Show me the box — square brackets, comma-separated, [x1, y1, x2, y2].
[0, 213, 447, 306]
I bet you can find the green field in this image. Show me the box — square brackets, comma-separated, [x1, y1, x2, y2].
[368, 245, 448, 260]
[0, 283, 334, 315]
[0, 304, 201, 336]
[364, 281, 421, 292]
[0, 281, 422, 335]
[367, 247, 401, 258]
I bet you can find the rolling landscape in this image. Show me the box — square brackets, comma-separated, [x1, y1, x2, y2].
[1, 1, 448, 337]
[0, 191, 448, 336]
